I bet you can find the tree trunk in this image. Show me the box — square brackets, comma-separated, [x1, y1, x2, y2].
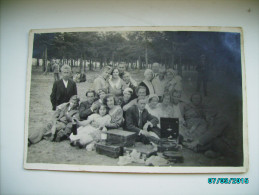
[80, 54, 83, 71]
[89, 59, 93, 71]
[100, 59, 103, 70]
[43, 46, 48, 74]
[145, 46, 148, 67]
[36, 58, 39, 66]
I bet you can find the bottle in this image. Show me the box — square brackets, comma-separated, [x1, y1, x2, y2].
[72, 116, 77, 135]
[101, 127, 107, 141]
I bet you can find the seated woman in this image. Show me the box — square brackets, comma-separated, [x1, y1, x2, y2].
[145, 94, 174, 127]
[28, 95, 80, 145]
[108, 67, 126, 97]
[116, 88, 133, 108]
[159, 93, 174, 118]
[69, 104, 111, 148]
[92, 88, 107, 108]
[145, 94, 161, 122]
[139, 69, 155, 96]
[103, 94, 124, 129]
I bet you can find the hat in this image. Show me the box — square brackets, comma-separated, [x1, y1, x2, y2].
[123, 88, 133, 95]
[148, 94, 159, 102]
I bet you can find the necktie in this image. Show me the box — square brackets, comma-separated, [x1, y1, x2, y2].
[138, 111, 143, 128]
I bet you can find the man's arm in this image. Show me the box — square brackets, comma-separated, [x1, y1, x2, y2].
[50, 81, 57, 110]
[73, 81, 77, 95]
[125, 108, 142, 134]
[146, 111, 159, 127]
[79, 102, 94, 120]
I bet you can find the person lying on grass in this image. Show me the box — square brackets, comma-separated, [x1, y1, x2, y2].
[28, 95, 80, 145]
[70, 104, 111, 149]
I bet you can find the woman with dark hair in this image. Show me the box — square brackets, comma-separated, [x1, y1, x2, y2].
[70, 104, 111, 148]
[108, 67, 126, 96]
[116, 88, 133, 107]
[103, 94, 124, 129]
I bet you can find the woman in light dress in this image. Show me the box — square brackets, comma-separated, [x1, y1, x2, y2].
[69, 104, 111, 148]
[108, 68, 126, 97]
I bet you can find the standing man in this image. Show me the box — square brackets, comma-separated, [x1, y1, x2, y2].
[118, 63, 138, 86]
[93, 66, 111, 93]
[196, 54, 208, 96]
[52, 59, 60, 82]
[118, 63, 127, 78]
[152, 68, 167, 101]
[122, 71, 138, 98]
[50, 65, 77, 111]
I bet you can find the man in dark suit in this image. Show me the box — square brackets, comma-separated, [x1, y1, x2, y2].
[79, 89, 98, 120]
[125, 97, 160, 144]
[50, 65, 77, 110]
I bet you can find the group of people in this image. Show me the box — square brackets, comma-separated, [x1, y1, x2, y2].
[28, 61, 236, 159]
[51, 59, 86, 83]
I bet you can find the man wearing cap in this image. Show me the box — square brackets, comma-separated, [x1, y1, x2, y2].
[50, 65, 77, 111]
[28, 95, 80, 145]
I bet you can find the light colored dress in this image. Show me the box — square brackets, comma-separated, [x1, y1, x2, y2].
[152, 77, 167, 97]
[108, 78, 126, 96]
[106, 105, 124, 129]
[70, 114, 111, 145]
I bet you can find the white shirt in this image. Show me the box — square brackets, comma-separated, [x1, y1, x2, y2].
[152, 77, 166, 96]
[143, 80, 155, 95]
[63, 79, 68, 88]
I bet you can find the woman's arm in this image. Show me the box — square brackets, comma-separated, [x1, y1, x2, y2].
[105, 107, 123, 129]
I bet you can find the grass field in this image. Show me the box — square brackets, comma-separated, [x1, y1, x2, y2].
[26, 66, 243, 167]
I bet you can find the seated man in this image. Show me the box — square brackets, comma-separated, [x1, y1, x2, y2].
[79, 89, 98, 120]
[125, 97, 161, 144]
[28, 95, 80, 145]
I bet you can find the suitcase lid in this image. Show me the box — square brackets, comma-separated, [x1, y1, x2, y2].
[107, 129, 136, 136]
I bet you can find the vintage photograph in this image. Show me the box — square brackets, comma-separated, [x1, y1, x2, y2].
[24, 27, 247, 173]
